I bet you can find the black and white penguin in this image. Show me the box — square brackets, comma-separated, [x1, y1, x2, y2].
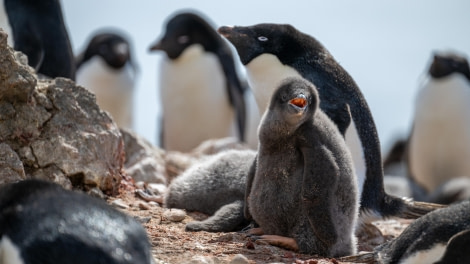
[342, 200, 470, 264]
[245, 77, 358, 257]
[0, 1, 13, 46]
[407, 52, 470, 202]
[165, 149, 256, 232]
[3, 0, 75, 80]
[0, 179, 154, 264]
[76, 30, 137, 129]
[218, 24, 441, 221]
[149, 11, 247, 152]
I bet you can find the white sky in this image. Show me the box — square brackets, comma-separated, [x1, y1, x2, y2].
[62, 0, 470, 153]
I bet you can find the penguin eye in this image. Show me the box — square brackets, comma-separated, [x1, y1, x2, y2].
[177, 35, 189, 44]
[258, 36, 268, 42]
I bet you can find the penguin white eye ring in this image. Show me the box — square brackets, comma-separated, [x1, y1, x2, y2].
[177, 35, 190, 44]
[258, 36, 268, 42]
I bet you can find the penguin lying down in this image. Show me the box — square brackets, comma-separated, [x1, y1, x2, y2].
[164, 149, 256, 232]
[0, 179, 154, 264]
[341, 200, 470, 264]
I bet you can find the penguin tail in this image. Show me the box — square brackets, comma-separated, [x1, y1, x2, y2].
[398, 198, 447, 219]
[338, 252, 375, 263]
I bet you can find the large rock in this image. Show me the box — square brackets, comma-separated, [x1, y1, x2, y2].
[0, 143, 26, 184]
[0, 29, 124, 194]
[121, 128, 167, 184]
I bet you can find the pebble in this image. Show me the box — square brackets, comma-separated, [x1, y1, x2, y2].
[229, 254, 250, 264]
[147, 183, 167, 195]
[110, 199, 129, 209]
[162, 209, 186, 222]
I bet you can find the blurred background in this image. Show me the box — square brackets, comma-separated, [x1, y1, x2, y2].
[62, 0, 470, 151]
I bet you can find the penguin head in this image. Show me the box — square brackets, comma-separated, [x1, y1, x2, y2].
[149, 12, 222, 59]
[218, 23, 315, 66]
[77, 32, 132, 70]
[429, 52, 470, 81]
[266, 77, 317, 129]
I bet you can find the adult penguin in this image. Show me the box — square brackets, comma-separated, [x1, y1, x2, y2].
[340, 200, 470, 264]
[218, 23, 442, 221]
[3, 0, 75, 80]
[407, 52, 470, 203]
[0, 179, 154, 264]
[76, 30, 137, 129]
[149, 11, 247, 152]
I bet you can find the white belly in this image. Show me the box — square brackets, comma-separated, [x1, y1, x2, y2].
[246, 53, 366, 193]
[76, 56, 136, 129]
[409, 74, 470, 192]
[0, 236, 24, 264]
[160, 44, 236, 152]
[0, 2, 13, 47]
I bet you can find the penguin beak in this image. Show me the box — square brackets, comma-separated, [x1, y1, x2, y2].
[289, 94, 308, 113]
[217, 26, 233, 38]
[149, 40, 163, 52]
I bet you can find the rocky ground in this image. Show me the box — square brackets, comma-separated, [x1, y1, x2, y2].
[108, 181, 413, 264]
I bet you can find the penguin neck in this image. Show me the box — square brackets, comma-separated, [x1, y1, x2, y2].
[173, 44, 206, 63]
[246, 54, 302, 114]
[258, 110, 300, 149]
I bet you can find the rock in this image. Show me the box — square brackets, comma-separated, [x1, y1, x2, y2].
[111, 199, 129, 209]
[121, 128, 167, 184]
[163, 209, 186, 222]
[0, 143, 26, 183]
[184, 256, 220, 264]
[229, 254, 250, 264]
[0, 29, 124, 193]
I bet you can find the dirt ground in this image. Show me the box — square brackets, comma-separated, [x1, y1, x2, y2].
[109, 182, 413, 264]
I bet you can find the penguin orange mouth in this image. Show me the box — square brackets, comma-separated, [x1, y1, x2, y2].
[289, 97, 307, 109]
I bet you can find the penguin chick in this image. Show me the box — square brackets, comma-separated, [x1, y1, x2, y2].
[0, 179, 154, 264]
[4, 0, 75, 80]
[408, 52, 470, 201]
[149, 11, 247, 151]
[76, 30, 137, 129]
[245, 77, 359, 257]
[165, 149, 256, 232]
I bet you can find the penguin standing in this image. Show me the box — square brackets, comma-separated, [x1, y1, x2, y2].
[218, 24, 441, 221]
[341, 200, 470, 264]
[76, 30, 137, 129]
[0, 179, 154, 264]
[3, 0, 75, 80]
[408, 52, 470, 202]
[245, 78, 358, 257]
[149, 11, 247, 152]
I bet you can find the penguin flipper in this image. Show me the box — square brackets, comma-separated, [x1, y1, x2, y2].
[435, 229, 470, 264]
[185, 200, 248, 232]
[217, 49, 247, 141]
[301, 146, 338, 252]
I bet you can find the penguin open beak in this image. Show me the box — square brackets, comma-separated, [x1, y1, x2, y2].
[289, 94, 308, 112]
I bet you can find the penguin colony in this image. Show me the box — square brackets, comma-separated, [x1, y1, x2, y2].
[1, 2, 469, 262]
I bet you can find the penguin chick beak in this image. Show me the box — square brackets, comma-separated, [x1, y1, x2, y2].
[289, 94, 308, 112]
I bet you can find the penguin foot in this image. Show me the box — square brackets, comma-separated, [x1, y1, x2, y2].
[244, 227, 264, 236]
[252, 235, 299, 252]
[338, 252, 375, 263]
[399, 199, 447, 219]
[135, 189, 163, 204]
